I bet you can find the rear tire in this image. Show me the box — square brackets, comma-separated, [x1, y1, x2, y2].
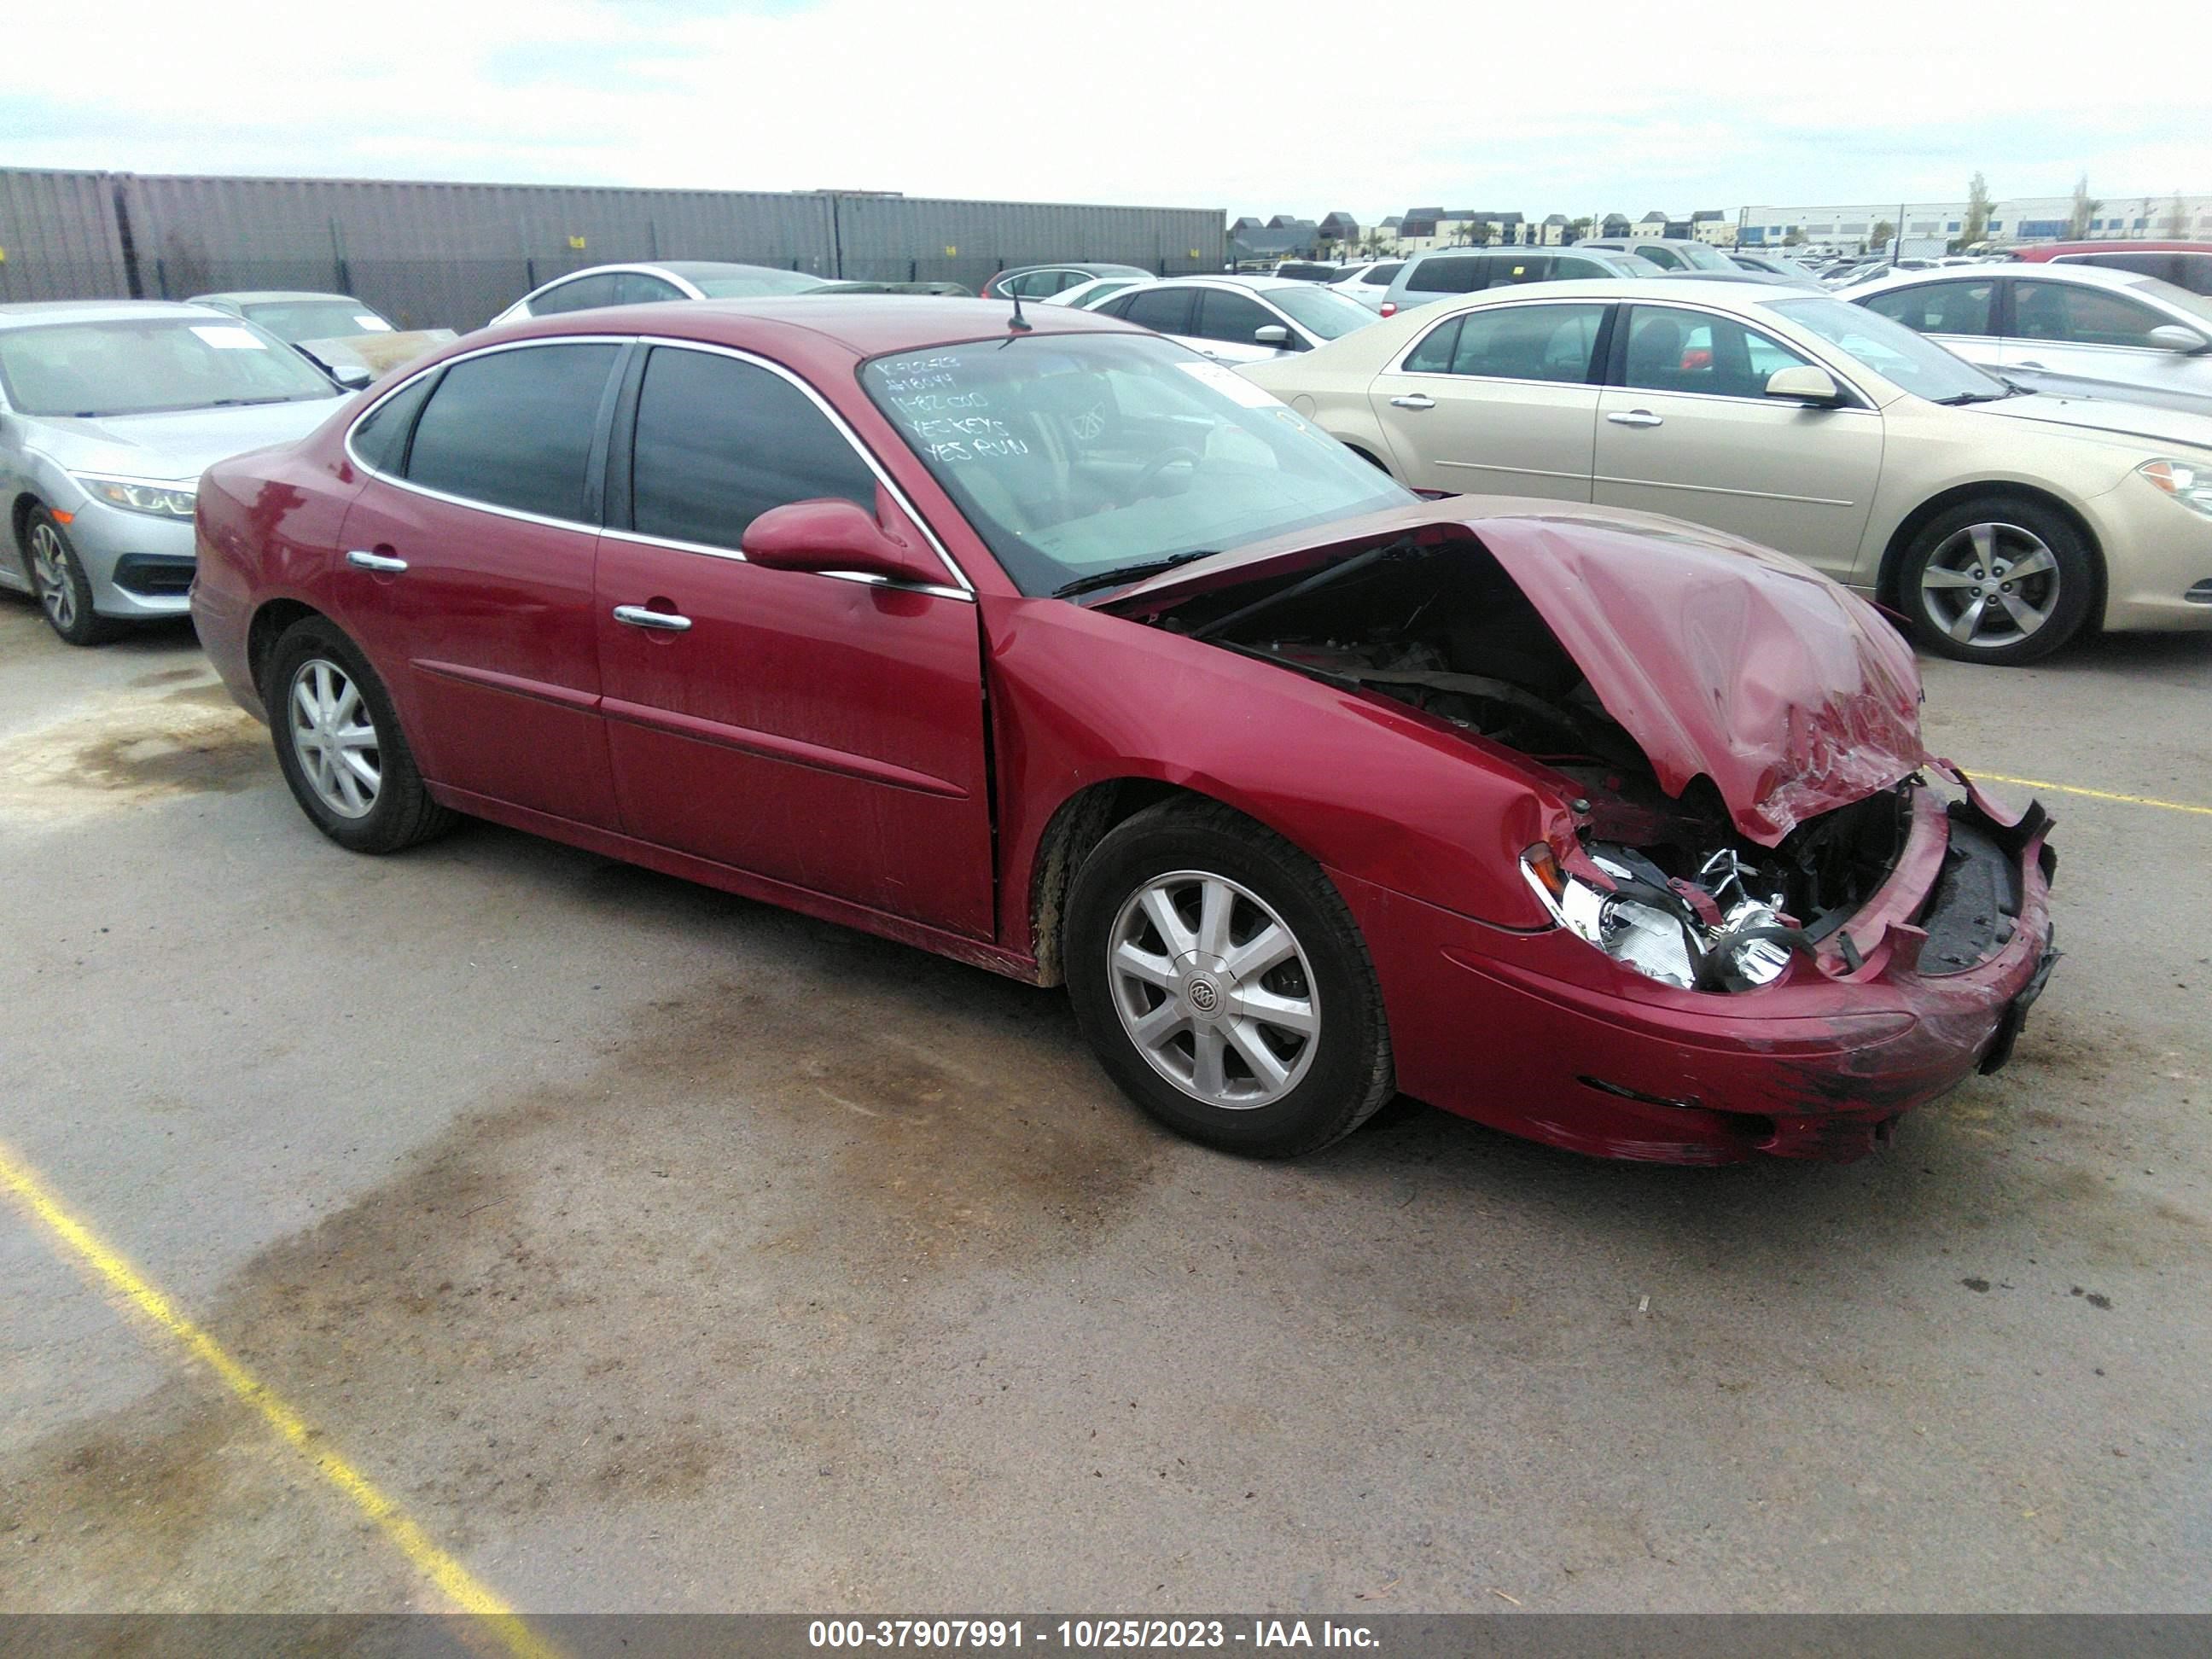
[1901, 498, 2094, 665]
[264, 616, 456, 853]
[24, 507, 120, 646]
[1065, 800, 1394, 1158]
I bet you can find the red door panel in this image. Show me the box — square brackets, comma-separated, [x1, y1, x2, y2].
[594, 536, 995, 938]
[335, 483, 619, 828]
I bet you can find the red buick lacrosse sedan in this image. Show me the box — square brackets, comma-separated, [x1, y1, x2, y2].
[191, 296, 2056, 1163]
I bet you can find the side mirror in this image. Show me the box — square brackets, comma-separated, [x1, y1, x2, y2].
[1765, 364, 1845, 406]
[1253, 323, 1292, 346]
[2147, 323, 2209, 355]
[740, 495, 948, 588]
[331, 363, 375, 392]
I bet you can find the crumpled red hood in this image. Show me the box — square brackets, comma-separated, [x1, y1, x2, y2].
[1109, 503, 1929, 846]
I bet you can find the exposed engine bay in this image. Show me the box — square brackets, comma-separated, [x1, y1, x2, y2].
[1145, 535, 1914, 992]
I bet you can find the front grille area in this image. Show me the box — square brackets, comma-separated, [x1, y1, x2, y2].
[111, 555, 196, 597]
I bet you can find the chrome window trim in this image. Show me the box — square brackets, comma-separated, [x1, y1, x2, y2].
[341, 334, 634, 534]
[341, 333, 976, 593]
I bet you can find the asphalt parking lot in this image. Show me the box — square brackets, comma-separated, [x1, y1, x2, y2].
[2, 591, 2208, 1616]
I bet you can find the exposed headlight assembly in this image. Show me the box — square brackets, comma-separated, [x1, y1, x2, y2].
[1522, 843, 1802, 992]
[73, 474, 197, 521]
[2139, 457, 2212, 519]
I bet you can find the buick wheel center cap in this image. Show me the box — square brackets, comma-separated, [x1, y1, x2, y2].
[1183, 964, 1227, 1022]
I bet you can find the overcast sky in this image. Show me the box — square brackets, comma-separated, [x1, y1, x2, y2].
[4, 0, 2205, 218]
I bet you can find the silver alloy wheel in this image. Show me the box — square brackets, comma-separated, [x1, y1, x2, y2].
[1919, 521, 2061, 648]
[28, 521, 77, 632]
[1108, 870, 1319, 1110]
[288, 658, 381, 819]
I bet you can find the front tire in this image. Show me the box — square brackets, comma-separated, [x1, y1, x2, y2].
[24, 507, 119, 646]
[265, 617, 456, 853]
[1065, 800, 1394, 1157]
[1901, 498, 2094, 665]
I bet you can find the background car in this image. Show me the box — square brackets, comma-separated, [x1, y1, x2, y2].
[1043, 274, 1153, 310]
[1575, 237, 1749, 276]
[1328, 259, 1405, 311]
[190, 290, 457, 387]
[1240, 277, 2212, 664]
[981, 262, 1152, 301]
[489, 261, 837, 324]
[1729, 252, 1826, 286]
[1377, 247, 1662, 317]
[1271, 261, 1342, 283]
[189, 296, 2052, 1166]
[0, 300, 348, 643]
[2002, 241, 2212, 297]
[1847, 262, 2212, 413]
[1090, 275, 1377, 363]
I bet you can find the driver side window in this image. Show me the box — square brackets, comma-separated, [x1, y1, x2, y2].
[1194, 288, 1279, 346]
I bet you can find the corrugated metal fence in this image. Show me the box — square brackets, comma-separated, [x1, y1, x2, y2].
[0, 170, 1225, 329]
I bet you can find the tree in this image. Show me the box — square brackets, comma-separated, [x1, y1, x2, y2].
[2168, 191, 2190, 237]
[1469, 219, 1493, 247]
[1871, 219, 1896, 253]
[1958, 172, 1992, 249]
[1316, 235, 1338, 264]
[2068, 174, 2100, 240]
[1568, 216, 1592, 244]
[1452, 219, 1478, 247]
[1782, 227, 1802, 247]
[1360, 230, 1386, 259]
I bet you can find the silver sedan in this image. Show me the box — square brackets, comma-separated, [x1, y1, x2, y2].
[0, 300, 346, 644]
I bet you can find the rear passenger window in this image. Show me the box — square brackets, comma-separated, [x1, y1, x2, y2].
[349, 371, 436, 474]
[629, 347, 877, 553]
[614, 272, 684, 305]
[1447, 304, 1607, 382]
[1402, 317, 1462, 373]
[1487, 257, 1556, 286]
[1119, 287, 1197, 334]
[1410, 258, 1489, 295]
[1361, 263, 1401, 285]
[404, 343, 620, 521]
[529, 274, 621, 316]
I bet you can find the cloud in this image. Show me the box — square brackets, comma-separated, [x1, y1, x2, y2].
[2, 0, 2204, 217]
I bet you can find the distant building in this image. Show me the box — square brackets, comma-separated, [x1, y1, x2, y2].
[1318, 211, 1360, 247]
[1536, 212, 1571, 246]
[1737, 191, 2212, 255]
[1691, 209, 1730, 245]
[1227, 214, 1323, 263]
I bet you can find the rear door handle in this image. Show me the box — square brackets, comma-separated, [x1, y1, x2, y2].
[612, 604, 692, 632]
[2016, 359, 2046, 369]
[1607, 410, 1664, 428]
[1388, 393, 1435, 410]
[345, 549, 408, 573]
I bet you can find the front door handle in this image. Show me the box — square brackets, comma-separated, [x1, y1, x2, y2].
[1389, 393, 1436, 410]
[1607, 410, 1664, 428]
[612, 604, 692, 632]
[345, 549, 408, 573]
[2016, 359, 2046, 369]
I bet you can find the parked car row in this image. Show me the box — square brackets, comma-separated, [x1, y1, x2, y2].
[1237, 278, 2212, 664]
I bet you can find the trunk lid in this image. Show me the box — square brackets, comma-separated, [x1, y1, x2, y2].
[1106, 502, 1928, 845]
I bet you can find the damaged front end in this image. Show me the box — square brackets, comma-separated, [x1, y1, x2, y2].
[1108, 508, 2059, 1161]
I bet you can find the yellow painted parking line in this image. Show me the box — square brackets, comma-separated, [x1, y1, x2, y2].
[0, 1140, 557, 1659]
[1974, 772, 2212, 818]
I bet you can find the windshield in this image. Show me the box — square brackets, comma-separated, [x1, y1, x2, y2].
[2135, 276, 2212, 329]
[0, 317, 342, 416]
[240, 300, 393, 342]
[1769, 295, 2009, 403]
[690, 270, 832, 298]
[1266, 285, 1378, 340]
[861, 332, 1411, 597]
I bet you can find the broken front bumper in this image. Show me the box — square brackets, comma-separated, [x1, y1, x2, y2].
[1337, 774, 2057, 1165]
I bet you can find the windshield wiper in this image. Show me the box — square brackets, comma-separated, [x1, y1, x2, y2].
[1933, 390, 2008, 405]
[1052, 550, 1222, 599]
[209, 395, 309, 407]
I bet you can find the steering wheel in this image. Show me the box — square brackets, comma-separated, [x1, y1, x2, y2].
[1132, 446, 1203, 502]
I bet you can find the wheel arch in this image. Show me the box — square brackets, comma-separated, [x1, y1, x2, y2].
[1027, 778, 1255, 987]
[246, 597, 326, 699]
[1876, 482, 2108, 629]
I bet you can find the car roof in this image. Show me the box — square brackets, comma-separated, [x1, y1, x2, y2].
[484, 294, 1138, 360]
[1144, 274, 1314, 294]
[650, 260, 815, 280]
[1848, 262, 2151, 294]
[995, 261, 1150, 276]
[189, 290, 373, 306]
[2012, 241, 2208, 259]
[1424, 277, 1795, 310]
[0, 299, 229, 330]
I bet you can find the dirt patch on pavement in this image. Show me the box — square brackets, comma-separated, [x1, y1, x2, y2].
[0, 678, 267, 824]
